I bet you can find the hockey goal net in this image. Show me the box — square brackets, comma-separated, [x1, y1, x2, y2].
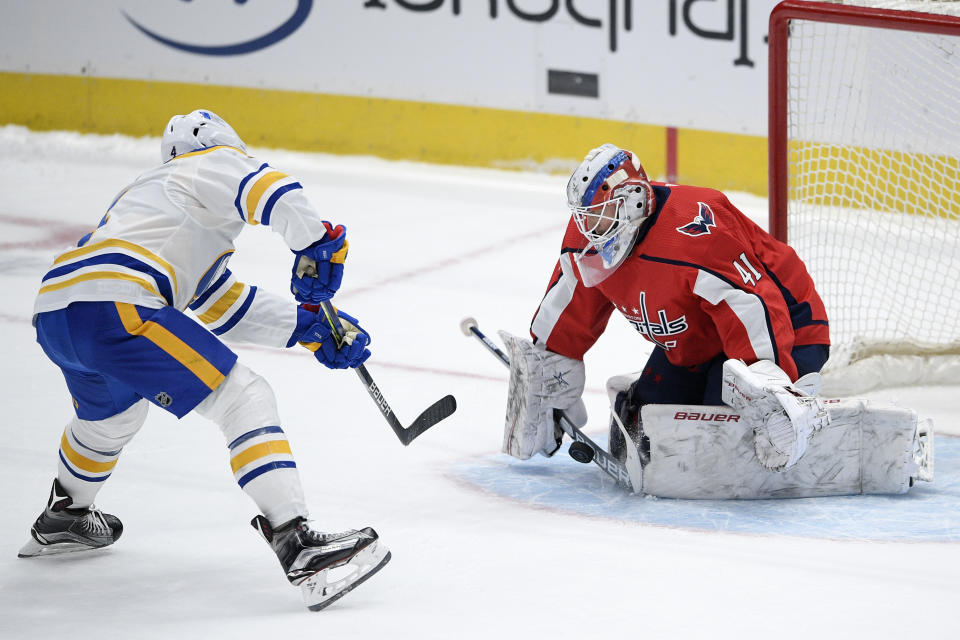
[769, 0, 960, 394]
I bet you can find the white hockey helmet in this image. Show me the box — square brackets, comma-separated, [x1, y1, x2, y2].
[566, 143, 655, 283]
[160, 109, 246, 162]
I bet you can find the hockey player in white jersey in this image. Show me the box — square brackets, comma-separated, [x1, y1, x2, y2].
[19, 110, 390, 611]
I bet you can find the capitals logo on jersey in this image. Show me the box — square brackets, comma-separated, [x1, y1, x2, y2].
[676, 202, 716, 237]
[620, 292, 688, 350]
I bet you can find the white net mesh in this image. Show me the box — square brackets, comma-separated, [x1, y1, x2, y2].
[785, 0, 960, 391]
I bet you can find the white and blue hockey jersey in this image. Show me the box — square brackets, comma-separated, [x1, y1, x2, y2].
[34, 145, 331, 347]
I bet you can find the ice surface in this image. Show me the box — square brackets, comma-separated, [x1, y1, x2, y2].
[1, 127, 958, 639]
[454, 436, 957, 541]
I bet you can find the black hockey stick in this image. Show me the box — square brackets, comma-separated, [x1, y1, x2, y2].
[459, 317, 639, 492]
[317, 300, 457, 445]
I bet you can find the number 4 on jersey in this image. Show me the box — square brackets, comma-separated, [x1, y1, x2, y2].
[734, 252, 763, 286]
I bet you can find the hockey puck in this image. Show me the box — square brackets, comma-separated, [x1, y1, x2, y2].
[568, 441, 595, 464]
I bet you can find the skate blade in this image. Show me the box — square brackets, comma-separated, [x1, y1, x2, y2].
[300, 541, 392, 611]
[17, 537, 105, 558]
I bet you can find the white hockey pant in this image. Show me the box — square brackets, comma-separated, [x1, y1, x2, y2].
[194, 362, 307, 526]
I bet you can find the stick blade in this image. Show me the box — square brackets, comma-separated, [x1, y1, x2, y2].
[400, 394, 457, 445]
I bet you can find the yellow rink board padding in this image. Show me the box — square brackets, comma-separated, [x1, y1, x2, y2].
[1, 71, 767, 193]
[789, 141, 960, 219]
[676, 127, 767, 195]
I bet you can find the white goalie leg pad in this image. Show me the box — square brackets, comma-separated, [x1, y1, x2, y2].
[721, 359, 830, 471]
[194, 362, 307, 525]
[638, 399, 931, 499]
[498, 331, 586, 460]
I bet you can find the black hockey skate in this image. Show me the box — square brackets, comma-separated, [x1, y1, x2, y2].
[252, 515, 391, 611]
[18, 478, 123, 558]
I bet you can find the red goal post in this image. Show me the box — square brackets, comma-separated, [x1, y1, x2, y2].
[768, 1, 960, 394]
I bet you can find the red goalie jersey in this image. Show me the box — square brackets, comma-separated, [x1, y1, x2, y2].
[531, 184, 829, 381]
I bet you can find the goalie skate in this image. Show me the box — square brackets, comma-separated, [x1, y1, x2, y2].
[252, 515, 391, 611]
[18, 478, 123, 558]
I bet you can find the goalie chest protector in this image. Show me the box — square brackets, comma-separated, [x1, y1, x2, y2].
[639, 399, 923, 499]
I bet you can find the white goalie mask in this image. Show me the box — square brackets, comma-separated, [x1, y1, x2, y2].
[566, 143, 655, 286]
[160, 109, 246, 162]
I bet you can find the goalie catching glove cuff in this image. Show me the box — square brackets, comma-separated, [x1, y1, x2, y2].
[291, 222, 349, 304]
[498, 331, 587, 460]
[299, 308, 371, 370]
[721, 359, 830, 471]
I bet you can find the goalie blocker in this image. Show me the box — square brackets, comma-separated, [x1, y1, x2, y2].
[627, 398, 932, 499]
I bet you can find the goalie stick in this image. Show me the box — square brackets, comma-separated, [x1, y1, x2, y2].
[314, 300, 457, 445]
[459, 317, 640, 493]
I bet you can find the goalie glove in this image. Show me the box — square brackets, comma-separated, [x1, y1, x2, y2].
[498, 331, 587, 460]
[721, 359, 830, 472]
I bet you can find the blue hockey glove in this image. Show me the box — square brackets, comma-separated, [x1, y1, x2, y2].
[286, 305, 321, 348]
[298, 308, 371, 370]
[291, 222, 348, 304]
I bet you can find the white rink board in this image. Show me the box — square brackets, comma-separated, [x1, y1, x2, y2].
[0, 0, 778, 133]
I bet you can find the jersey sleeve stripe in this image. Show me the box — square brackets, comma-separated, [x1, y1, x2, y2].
[196, 281, 245, 324]
[692, 269, 778, 363]
[531, 253, 579, 344]
[234, 162, 270, 221]
[260, 182, 303, 226]
[210, 286, 256, 336]
[189, 269, 232, 311]
[114, 302, 227, 390]
[244, 171, 289, 225]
